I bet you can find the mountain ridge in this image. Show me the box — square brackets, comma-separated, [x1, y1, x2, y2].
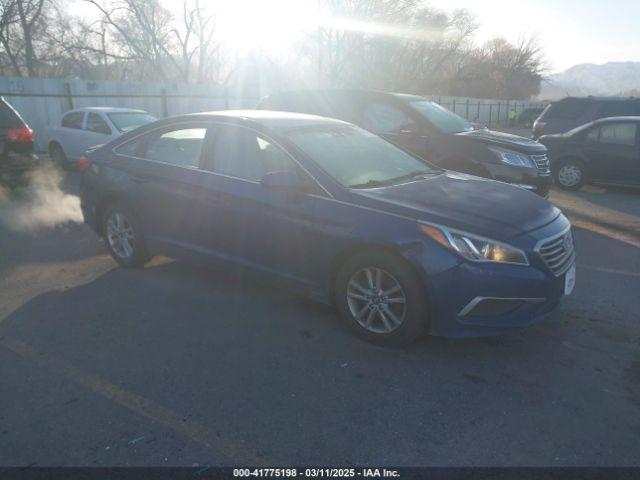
[539, 61, 640, 99]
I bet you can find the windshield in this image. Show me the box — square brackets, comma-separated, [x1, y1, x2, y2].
[108, 112, 157, 133]
[286, 125, 440, 188]
[408, 100, 473, 134]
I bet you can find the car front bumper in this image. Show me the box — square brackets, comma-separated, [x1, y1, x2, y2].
[424, 261, 568, 337]
[406, 216, 573, 337]
[485, 163, 551, 197]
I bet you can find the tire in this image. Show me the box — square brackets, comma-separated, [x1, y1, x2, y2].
[554, 158, 587, 190]
[334, 250, 429, 346]
[49, 142, 69, 169]
[102, 203, 150, 268]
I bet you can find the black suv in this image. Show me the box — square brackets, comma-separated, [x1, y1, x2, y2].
[0, 97, 38, 186]
[533, 96, 640, 139]
[259, 89, 551, 196]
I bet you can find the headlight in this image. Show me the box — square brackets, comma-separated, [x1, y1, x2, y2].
[489, 146, 534, 167]
[419, 223, 529, 265]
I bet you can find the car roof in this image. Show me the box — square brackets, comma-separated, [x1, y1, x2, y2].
[68, 107, 149, 114]
[267, 88, 425, 101]
[177, 109, 350, 130]
[592, 116, 640, 123]
[557, 96, 639, 103]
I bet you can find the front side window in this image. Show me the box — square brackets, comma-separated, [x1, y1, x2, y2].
[361, 102, 415, 134]
[145, 127, 207, 168]
[205, 125, 298, 181]
[62, 111, 84, 129]
[408, 100, 473, 134]
[286, 125, 439, 188]
[598, 123, 637, 146]
[86, 113, 111, 135]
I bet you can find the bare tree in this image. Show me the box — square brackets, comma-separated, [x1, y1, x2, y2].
[16, 0, 46, 75]
[0, 0, 22, 75]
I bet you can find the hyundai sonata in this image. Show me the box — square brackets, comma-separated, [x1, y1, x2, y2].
[79, 111, 575, 345]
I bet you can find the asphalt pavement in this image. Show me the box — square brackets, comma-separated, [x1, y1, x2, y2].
[0, 170, 639, 466]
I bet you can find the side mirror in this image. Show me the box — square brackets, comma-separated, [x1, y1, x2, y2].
[260, 170, 307, 192]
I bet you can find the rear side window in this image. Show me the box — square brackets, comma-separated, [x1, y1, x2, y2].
[598, 123, 637, 146]
[268, 93, 335, 117]
[62, 112, 84, 129]
[361, 102, 414, 133]
[145, 127, 207, 168]
[545, 100, 590, 120]
[86, 113, 111, 135]
[205, 125, 298, 181]
[597, 102, 640, 118]
[114, 138, 142, 157]
[0, 98, 24, 128]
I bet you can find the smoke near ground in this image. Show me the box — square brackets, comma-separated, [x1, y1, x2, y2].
[0, 163, 83, 232]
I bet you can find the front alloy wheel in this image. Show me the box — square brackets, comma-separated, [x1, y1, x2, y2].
[347, 267, 407, 334]
[335, 251, 428, 346]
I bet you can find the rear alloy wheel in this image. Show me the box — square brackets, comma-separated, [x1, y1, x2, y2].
[335, 251, 428, 346]
[555, 160, 586, 190]
[103, 205, 149, 268]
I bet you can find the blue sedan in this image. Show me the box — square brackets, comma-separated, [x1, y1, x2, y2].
[79, 111, 576, 345]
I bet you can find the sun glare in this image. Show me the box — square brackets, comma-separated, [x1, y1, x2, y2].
[215, 0, 319, 54]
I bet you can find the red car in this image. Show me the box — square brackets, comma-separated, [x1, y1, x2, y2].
[0, 96, 38, 186]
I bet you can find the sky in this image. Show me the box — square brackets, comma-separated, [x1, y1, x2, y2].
[70, 0, 640, 74]
[428, 0, 640, 72]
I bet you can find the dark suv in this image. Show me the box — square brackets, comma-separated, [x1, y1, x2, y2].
[0, 97, 38, 186]
[533, 96, 640, 139]
[259, 89, 551, 197]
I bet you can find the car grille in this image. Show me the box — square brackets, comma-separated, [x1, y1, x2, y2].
[538, 229, 575, 276]
[531, 154, 550, 174]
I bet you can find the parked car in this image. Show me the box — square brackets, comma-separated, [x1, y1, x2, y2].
[258, 89, 552, 197]
[533, 96, 640, 139]
[45, 107, 156, 168]
[539, 116, 640, 190]
[80, 111, 575, 345]
[0, 96, 38, 187]
[518, 107, 544, 127]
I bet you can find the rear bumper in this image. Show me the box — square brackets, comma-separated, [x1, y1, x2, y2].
[0, 152, 39, 184]
[81, 201, 100, 234]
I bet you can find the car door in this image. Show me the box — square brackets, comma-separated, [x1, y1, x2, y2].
[582, 122, 640, 183]
[197, 123, 323, 285]
[83, 113, 114, 154]
[59, 111, 86, 160]
[111, 122, 215, 250]
[358, 99, 431, 159]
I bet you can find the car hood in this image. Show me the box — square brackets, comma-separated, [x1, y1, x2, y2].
[456, 129, 546, 153]
[350, 172, 560, 240]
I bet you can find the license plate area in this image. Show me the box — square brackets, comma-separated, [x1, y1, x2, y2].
[564, 263, 576, 295]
